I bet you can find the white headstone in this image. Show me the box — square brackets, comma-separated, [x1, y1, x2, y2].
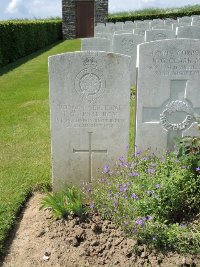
[123, 23, 135, 31]
[95, 32, 113, 40]
[151, 20, 164, 27]
[112, 33, 144, 85]
[192, 16, 200, 26]
[81, 38, 111, 52]
[172, 22, 192, 30]
[114, 30, 133, 35]
[134, 28, 146, 36]
[135, 39, 200, 153]
[145, 29, 176, 42]
[136, 21, 150, 29]
[176, 26, 200, 39]
[178, 16, 192, 24]
[95, 24, 106, 35]
[152, 25, 173, 30]
[164, 18, 177, 25]
[49, 51, 131, 191]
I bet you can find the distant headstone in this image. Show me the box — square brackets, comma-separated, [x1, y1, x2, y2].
[152, 25, 173, 30]
[192, 16, 200, 26]
[125, 21, 134, 24]
[81, 38, 111, 52]
[136, 21, 150, 29]
[123, 23, 135, 31]
[95, 24, 106, 35]
[172, 22, 191, 30]
[134, 29, 146, 36]
[135, 39, 200, 153]
[113, 33, 144, 85]
[95, 32, 113, 40]
[145, 29, 176, 42]
[49, 52, 131, 191]
[176, 26, 200, 39]
[151, 19, 164, 27]
[164, 18, 177, 25]
[114, 30, 133, 35]
[178, 16, 192, 24]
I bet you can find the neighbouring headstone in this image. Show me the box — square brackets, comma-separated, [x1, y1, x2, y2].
[81, 38, 111, 52]
[49, 51, 131, 191]
[164, 18, 177, 25]
[112, 33, 144, 85]
[136, 21, 150, 29]
[152, 25, 173, 30]
[123, 23, 135, 31]
[95, 32, 113, 40]
[178, 16, 192, 24]
[176, 26, 200, 39]
[135, 39, 200, 153]
[134, 29, 146, 36]
[151, 19, 164, 27]
[172, 22, 191, 30]
[145, 29, 176, 42]
[192, 16, 200, 26]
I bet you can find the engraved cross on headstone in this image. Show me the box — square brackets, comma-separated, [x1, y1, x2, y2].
[142, 79, 200, 149]
[73, 132, 107, 183]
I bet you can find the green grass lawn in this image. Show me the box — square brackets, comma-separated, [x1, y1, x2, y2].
[0, 39, 81, 255]
[0, 40, 135, 256]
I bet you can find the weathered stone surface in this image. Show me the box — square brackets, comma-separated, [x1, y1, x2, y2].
[135, 39, 200, 153]
[49, 51, 131, 191]
[112, 33, 144, 85]
[176, 25, 200, 39]
[133, 28, 146, 36]
[145, 29, 176, 42]
[172, 22, 192, 30]
[178, 16, 193, 24]
[81, 38, 111, 52]
[152, 25, 173, 30]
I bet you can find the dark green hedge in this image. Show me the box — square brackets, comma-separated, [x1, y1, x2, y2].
[0, 20, 62, 67]
[108, 10, 200, 23]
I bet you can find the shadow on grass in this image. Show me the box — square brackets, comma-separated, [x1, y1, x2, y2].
[0, 40, 63, 77]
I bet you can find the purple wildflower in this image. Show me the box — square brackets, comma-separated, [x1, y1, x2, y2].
[90, 203, 94, 209]
[146, 215, 153, 221]
[182, 166, 187, 169]
[146, 190, 154, 195]
[129, 172, 139, 177]
[131, 193, 139, 200]
[135, 218, 144, 227]
[180, 223, 186, 228]
[119, 156, 124, 162]
[151, 163, 156, 167]
[152, 236, 157, 241]
[101, 177, 106, 183]
[115, 193, 119, 198]
[155, 184, 161, 189]
[141, 157, 148, 161]
[147, 168, 155, 174]
[103, 165, 110, 174]
[136, 149, 142, 155]
[124, 221, 129, 226]
[161, 156, 165, 163]
[196, 167, 200, 172]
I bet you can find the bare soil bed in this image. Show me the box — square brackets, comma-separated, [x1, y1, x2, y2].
[1, 193, 200, 267]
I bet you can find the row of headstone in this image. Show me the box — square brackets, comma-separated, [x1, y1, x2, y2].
[82, 25, 200, 85]
[49, 30, 200, 191]
[95, 15, 200, 35]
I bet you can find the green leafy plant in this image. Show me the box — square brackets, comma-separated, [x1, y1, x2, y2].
[40, 187, 87, 219]
[85, 149, 200, 253]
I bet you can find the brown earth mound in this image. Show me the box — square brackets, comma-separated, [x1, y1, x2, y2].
[1, 193, 200, 267]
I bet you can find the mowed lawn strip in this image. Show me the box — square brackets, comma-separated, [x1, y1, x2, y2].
[0, 39, 80, 254]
